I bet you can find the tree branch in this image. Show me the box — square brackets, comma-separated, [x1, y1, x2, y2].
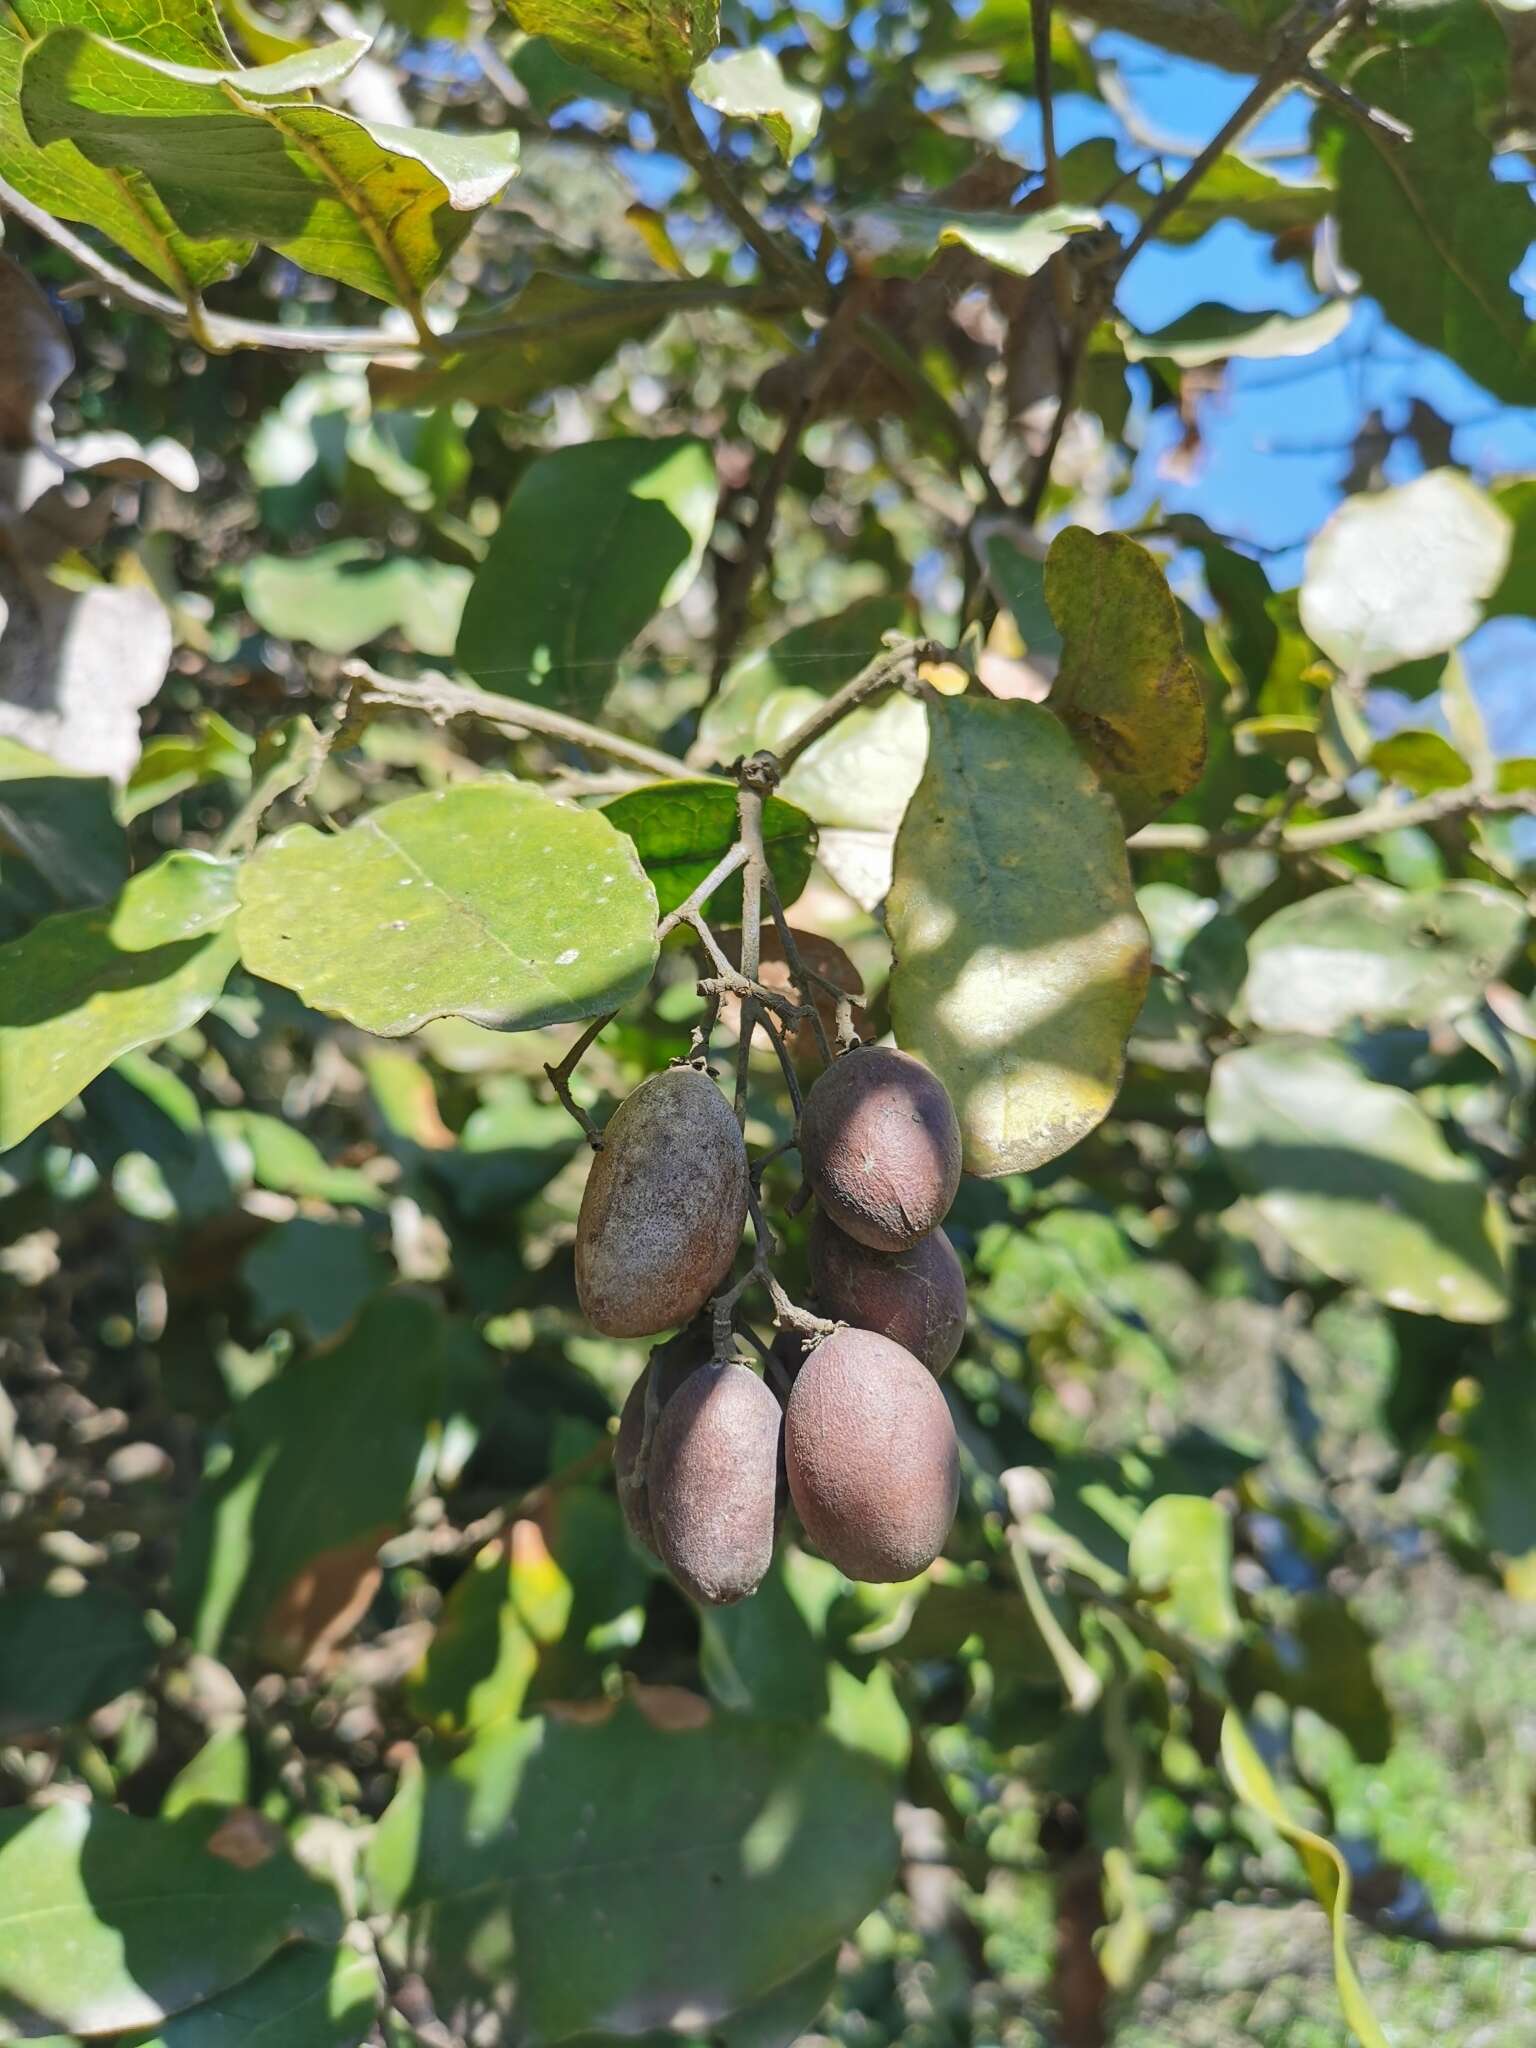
[1114, 0, 1360, 275]
[1032, 0, 1059, 199]
[757, 637, 952, 774]
[340, 661, 695, 782]
[664, 81, 830, 308]
[852, 316, 1010, 515]
[1129, 784, 1536, 856]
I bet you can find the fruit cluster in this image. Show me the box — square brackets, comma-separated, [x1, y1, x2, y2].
[576, 1044, 965, 1605]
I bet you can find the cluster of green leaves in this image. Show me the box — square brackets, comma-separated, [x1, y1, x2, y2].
[2, 0, 1535, 2043]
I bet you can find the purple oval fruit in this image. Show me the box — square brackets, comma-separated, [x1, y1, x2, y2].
[614, 1324, 712, 1555]
[576, 1065, 749, 1338]
[808, 1208, 966, 1375]
[785, 1326, 959, 1582]
[649, 1361, 784, 1605]
[798, 1045, 961, 1252]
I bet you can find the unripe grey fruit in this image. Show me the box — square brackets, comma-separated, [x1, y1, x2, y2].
[785, 1327, 958, 1582]
[798, 1045, 961, 1252]
[576, 1065, 749, 1338]
[614, 1323, 712, 1555]
[808, 1208, 966, 1376]
[649, 1361, 784, 1605]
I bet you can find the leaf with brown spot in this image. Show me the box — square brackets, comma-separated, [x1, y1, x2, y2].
[630, 1681, 714, 1731]
[205, 1808, 286, 1870]
[258, 1532, 386, 1670]
[1043, 526, 1208, 830]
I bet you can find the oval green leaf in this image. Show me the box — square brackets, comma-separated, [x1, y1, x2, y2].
[1207, 1039, 1511, 1323]
[1044, 526, 1208, 830]
[887, 692, 1150, 1175]
[1242, 879, 1526, 1036]
[456, 437, 716, 716]
[0, 1586, 156, 1740]
[235, 781, 659, 1036]
[367, 1699, 897, 2038]
[603, 779, 815, 923]
[0, 1803, 341, 2037]
[1127, 1495, 1241, 1656]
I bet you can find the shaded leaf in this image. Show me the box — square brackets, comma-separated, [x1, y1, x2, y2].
[978, 532, 1061, 664]
[236, 781, 658, 1037]
[1120, 299, 1349, 368]
[368, 1700, 897, 2034]
[124, 713, 254, 823]
[1221, 1713, 1389, 2048]
[1489, 476, 1536, 618]
[1242, 880, 1525, 1036]
[1299, 471, 1511, 677]
[457, 437, 716, 716]
[0, 736, 127, 906]
[117, 1944, 379, 2048]
[1367, 729, 1470, 796]
[178, 1291, 476, 1659]
[1207, 1039, 1511, 1323]
[371, 272, 672, 410]
[0, 852, 238, 1152]
[692, 46, 819, 158]
[242, 1217, 392, 1341]
[1056, 135, 1329, 246]
[0, 1586, 155, 1739]
[1044, 526, 1207, 830]
[1234, 1595, 1391, 1763]
[887, 692, 1150, 1176]
[603, 779, 815, 924]
[19, 30, 517, 305]
[0, 1802, 341, 2037]
[1127, 1495, 1240, 1655]
[1316, 10, 1535, 407]
[0, 558, 171, 781]
[242, 544, 470, 657]
[842, 198, 1105, 278]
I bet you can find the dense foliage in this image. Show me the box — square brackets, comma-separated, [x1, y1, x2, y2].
[0, 0, 1533, 2042]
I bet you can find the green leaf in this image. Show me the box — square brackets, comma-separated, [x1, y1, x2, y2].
[0, 1803, 342, 2037]
[456, 437, 716, 716]
[0, 1586, 155, 1739]
[369, 272, 673, 410]
[503, 0, 718, 94]
[1119, 299, 1349, 369]
[409, 1535, 546, 1735]
[368, 1699, 897, 2034]
[691, 47, 819, 158]
[0, 0, 253, 295]
[978, 533, 1061, 663]
[1299, 471, 1512, 677]
[887, 692, 1150, 1176]
[235, 781, 658, 1037]
[1220, 1712, 1389, 2048]
[603, 779, 815, 924]
[1367, 728, 1471, 796]
[123, 713, 254, 824]
[1057, 136, 1329, 246]
[162, 1725, 252, 1819]
[1315, 11, 1535, 407]
[1044, 526, 1208, 830]
[1127, 1496, 1240, 1656]
[1207, 1039, 1511, 1324]
[242, 544, 471, 657]
[118, 1945, 379, 2048]
[242, 1218, 393, 1341]
[178, 1291, 473, 1659]
[212, 1111, 386, 1208]
[1489, 477, 1536, 618]
[0, 852, 239, 1154]
[0, 737, 127, 907]
[19, 30, 517, 305]
[842, 198, 1105, 278]
[1242, 880, 1525, 1036]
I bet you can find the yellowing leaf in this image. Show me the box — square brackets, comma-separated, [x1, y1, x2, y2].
[1220, 1712, 1389, 2048]
[887, 693, 1149, 1176]
[505, 0, 719, 95]
[1044, 526, 1207, 830]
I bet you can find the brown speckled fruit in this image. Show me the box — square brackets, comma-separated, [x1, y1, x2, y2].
[808, 1208, 966, 1376]
[785, 1326, 958, 1582]
[798, 1045, 961, 1251]
[648, 1361, 783, 1605]
[576, 1065, 749, 1338]
[614, 1322, 712, 1555]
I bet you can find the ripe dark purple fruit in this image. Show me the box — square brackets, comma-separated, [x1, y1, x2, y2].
[614, 1324, 712, 1555]
[798, 1045, 961, 1252]
[808, 1207, 966, 1376]
[784, 1326, 959, 1582]
[648, 1361, 784, 1605]
[576, 1064, 749, 1338]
